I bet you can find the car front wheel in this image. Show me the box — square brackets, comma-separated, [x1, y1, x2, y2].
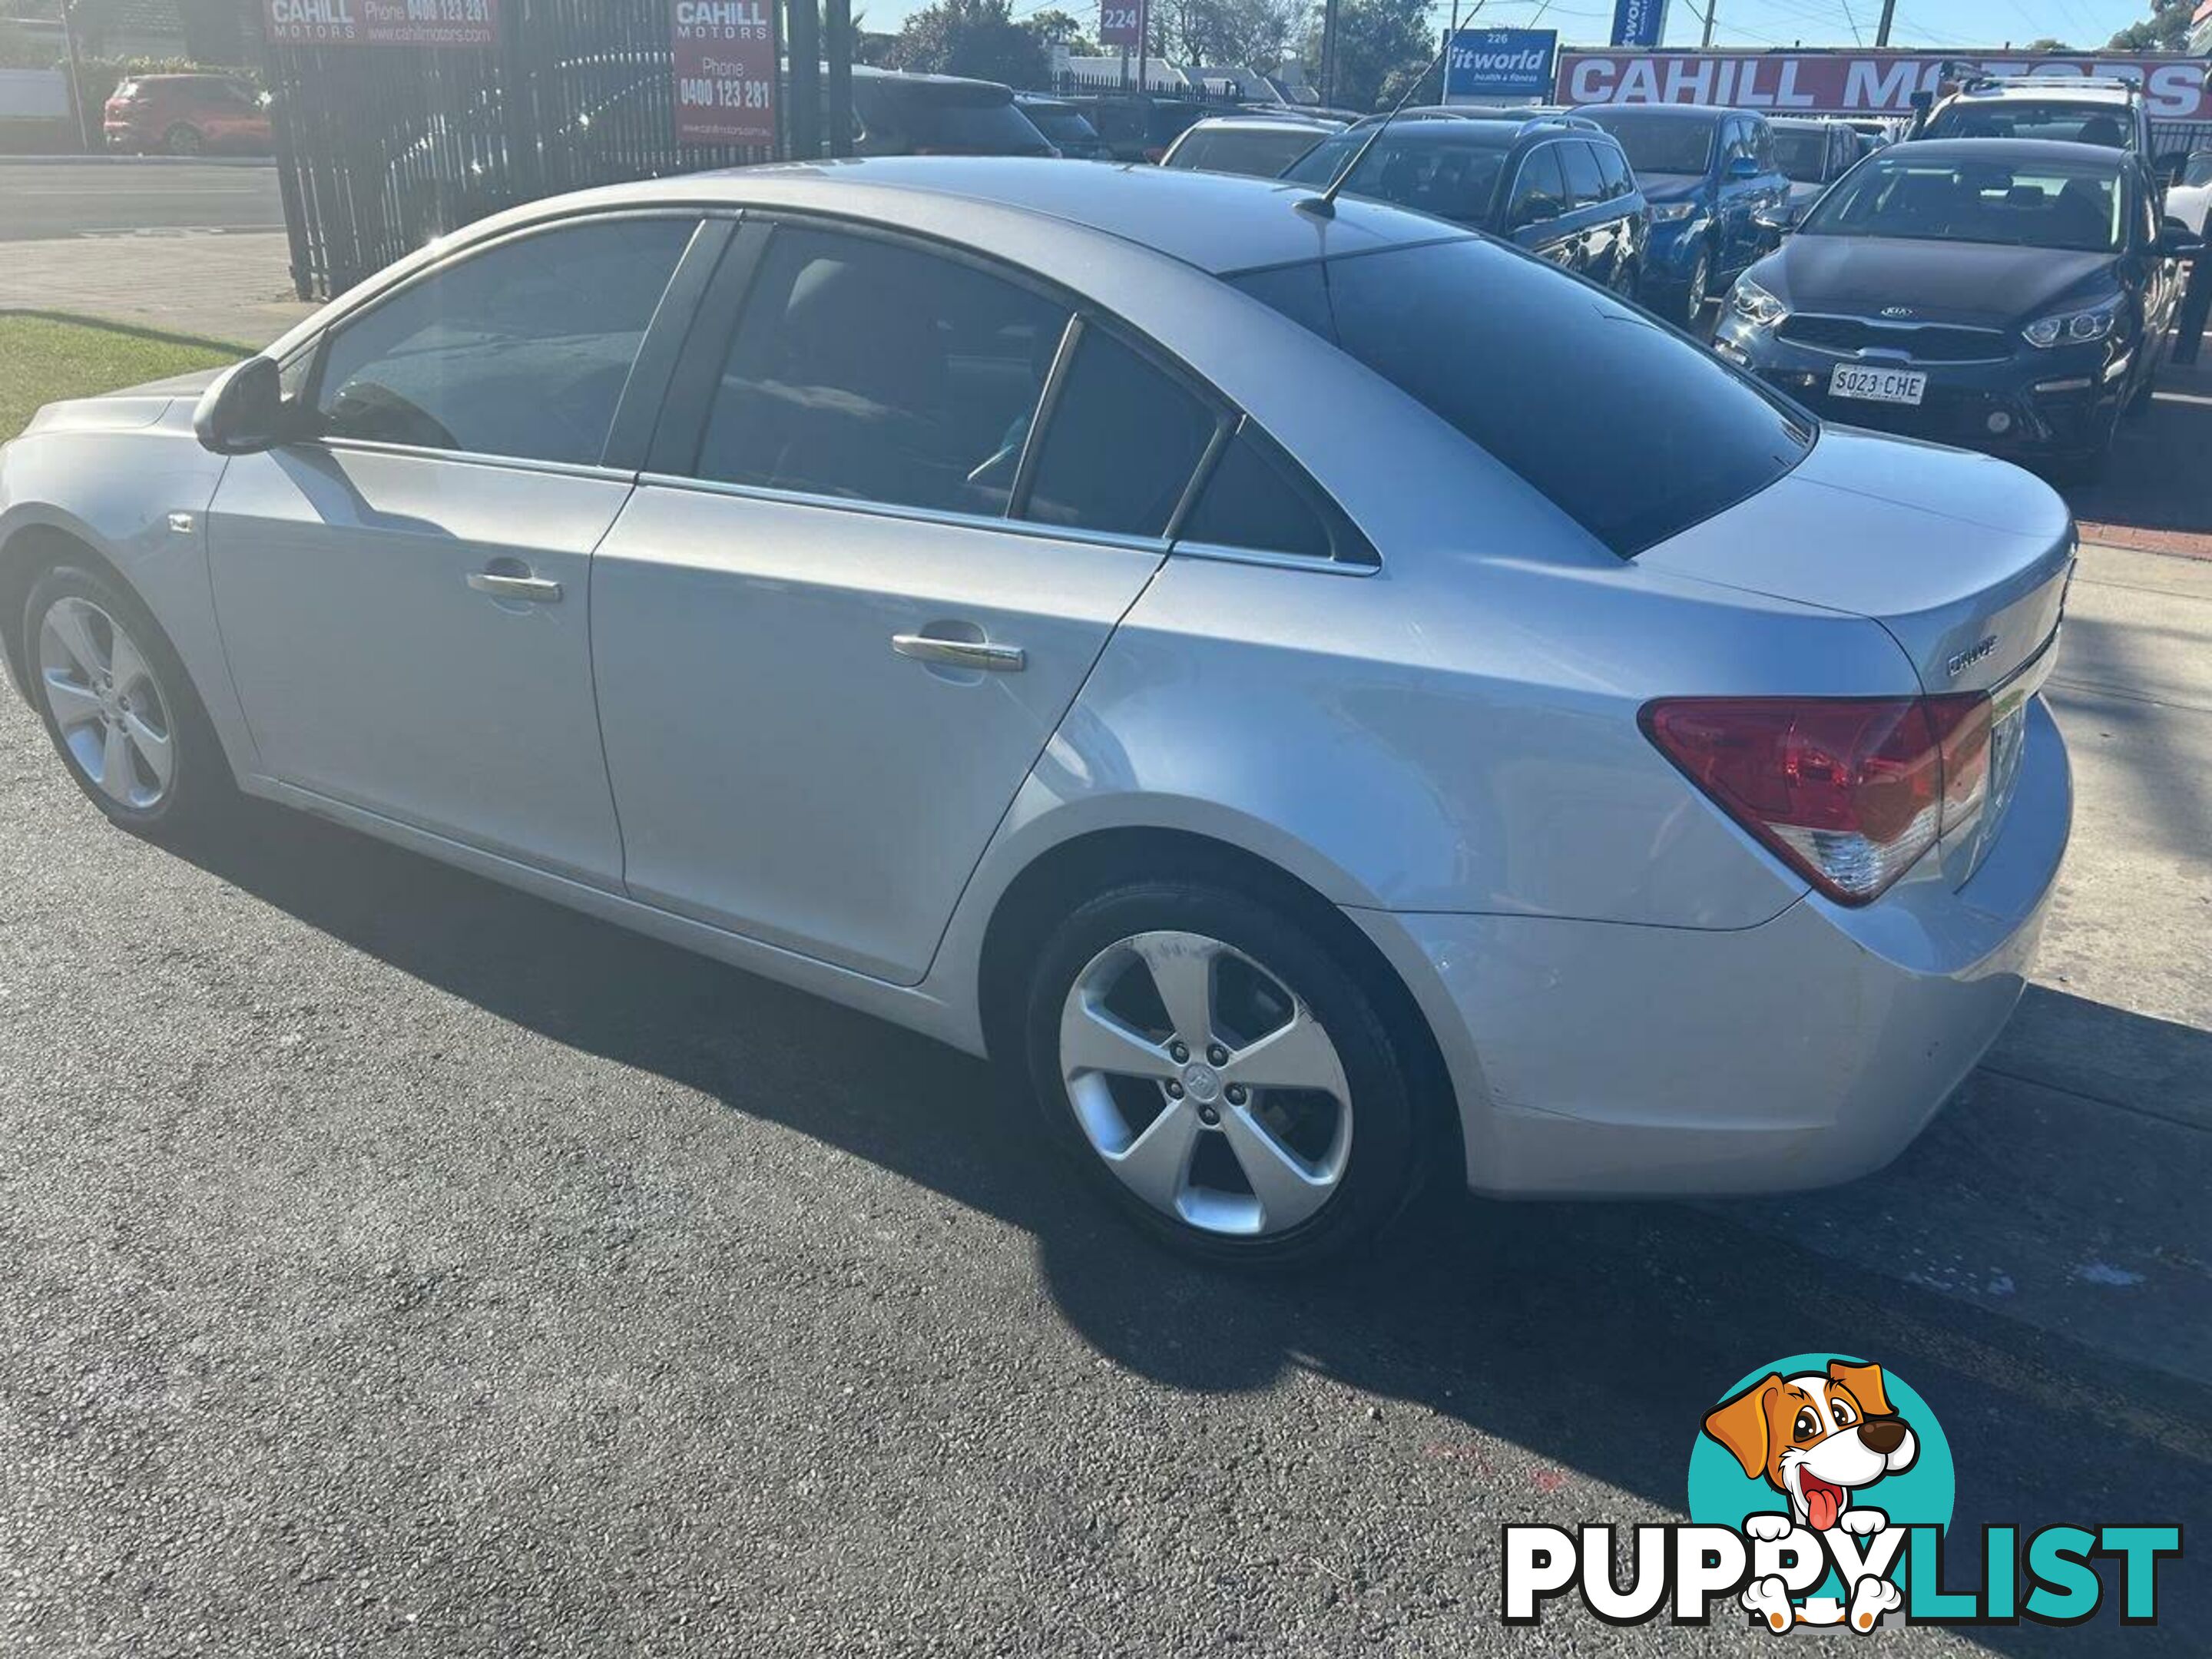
[25, 564, 228, 837]
[164, 123, 204, 156]
[1682, 247, 1711, 330]
[1025, 877, 1432, 1270]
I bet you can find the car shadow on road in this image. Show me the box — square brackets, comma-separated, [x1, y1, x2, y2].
[175, 799, 2212, 1650]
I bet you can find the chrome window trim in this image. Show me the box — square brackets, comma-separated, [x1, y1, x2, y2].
[305, 436, 641, 485]
[628, 469, 1173, 558]
[1167, 539, 1379, 578]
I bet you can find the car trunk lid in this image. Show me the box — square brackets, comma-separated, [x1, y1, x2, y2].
[1636, 426, 2076, 886]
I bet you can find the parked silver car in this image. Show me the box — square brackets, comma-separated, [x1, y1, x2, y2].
[0, 160, 2074, 1267]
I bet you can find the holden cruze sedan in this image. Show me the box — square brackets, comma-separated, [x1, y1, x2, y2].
[1715, 139, 2200, 478]
[0, 160, 2073, 1268]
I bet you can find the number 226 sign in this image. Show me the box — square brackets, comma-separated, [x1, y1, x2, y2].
[672, 0, 778, 146]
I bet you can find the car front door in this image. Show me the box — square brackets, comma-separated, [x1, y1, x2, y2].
[205, 214, 710, 888]
[1505, 144, 1577, 267]
[1558, 139, 1618, 284]
[589, 220, 1214, 983]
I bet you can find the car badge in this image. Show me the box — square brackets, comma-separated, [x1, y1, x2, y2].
[1947, 635, 2000, 678]
[1881, 306, 1916, 318]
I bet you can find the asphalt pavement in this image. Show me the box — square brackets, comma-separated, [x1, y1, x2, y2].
[0, 157, 283, 242]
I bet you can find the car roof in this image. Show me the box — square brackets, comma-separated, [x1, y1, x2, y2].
[544, 157, 1466, 275]
[1945, 78, 2137, 105]
[1581, 102, 1737, 121]
[1184, 114, 1339, 132]
[1883, 136, 2130, 166]
[1767, 115, 1848, 129]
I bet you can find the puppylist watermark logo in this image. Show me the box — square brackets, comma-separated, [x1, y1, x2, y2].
[1501, 1353, 2184, 1633]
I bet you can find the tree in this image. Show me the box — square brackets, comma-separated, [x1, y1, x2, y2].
[889, 0, 1049, 84]
[176, 0, 247, 65]
[2022, 36, 2072, 51]
[2107, 0, 2191, 51]
[1159, 0, 1307, 71]
[1025, 7, 1100, 55]
[1303, 0, 1430, 111]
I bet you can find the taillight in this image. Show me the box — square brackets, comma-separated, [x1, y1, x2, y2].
[1641, 693, 1992, 906]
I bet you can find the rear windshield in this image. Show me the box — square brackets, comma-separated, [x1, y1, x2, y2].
[1026, 106, 1098, 145]
[1171, 125, 1330, 177]
[1281, 131, 1509, 223]
[1583, 109, 1717, 176]
[1924, 100, 2134, 147]
[881, 86, 1051, 153]
[1231, 239, 1813, 557]
[1770, 126, 1828, 181]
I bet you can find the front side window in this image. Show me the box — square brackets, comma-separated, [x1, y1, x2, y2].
[1233, 238, 1812, 558]
[694, 227, 1071, 516]
[1799, 154, 2124, 253]
[1506, 145, 1568, 226]
[1020, 329, 1216, 538]
[314, 217, 694, 465]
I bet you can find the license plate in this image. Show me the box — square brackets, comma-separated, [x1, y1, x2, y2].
[1829, 363, 1927, 405]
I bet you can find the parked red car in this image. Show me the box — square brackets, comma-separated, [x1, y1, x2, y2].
[104, 75, 270, 157]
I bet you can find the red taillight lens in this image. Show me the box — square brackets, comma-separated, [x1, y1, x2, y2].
[1641, 693, 1992, 905]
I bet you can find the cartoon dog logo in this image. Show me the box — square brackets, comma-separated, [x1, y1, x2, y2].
[1702, 1359, 1919, 1632]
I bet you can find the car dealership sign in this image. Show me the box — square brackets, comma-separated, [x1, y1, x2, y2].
[1558, 50, 2212, 121]
[263, 0, 496, 48]
[672, 0, 777, 146]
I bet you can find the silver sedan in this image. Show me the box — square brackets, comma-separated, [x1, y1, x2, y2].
[0, 159, 2073, 1267]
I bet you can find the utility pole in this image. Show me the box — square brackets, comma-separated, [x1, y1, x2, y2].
[60, 0, 94, 153]
[1874, 0, 1896, 47]
[1320, 0, 1338, 106]
[1700, 0, 1717, 49]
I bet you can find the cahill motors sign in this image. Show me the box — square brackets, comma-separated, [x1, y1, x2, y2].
[671, 0, 778, 146]
[263, 0, 497, 48]
[1558, 50, 2212, 122]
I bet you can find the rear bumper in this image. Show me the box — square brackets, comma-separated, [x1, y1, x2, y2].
[1355, 697, 2071, 1197]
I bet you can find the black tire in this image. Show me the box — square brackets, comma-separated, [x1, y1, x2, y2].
[1022, 876, 1435, 1270]
[22, 563, 231, 839]
[1682, 247, 1711, 332]
[164, 123, 203, 157]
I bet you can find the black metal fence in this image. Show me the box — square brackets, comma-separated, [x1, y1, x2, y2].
[265, 0, 788, 301]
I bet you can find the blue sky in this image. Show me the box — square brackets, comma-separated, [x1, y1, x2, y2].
[936, 0, 2161, 55]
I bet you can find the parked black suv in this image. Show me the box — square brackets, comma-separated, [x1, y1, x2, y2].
[1280, 114, 1650, 300]
[1714, 139, 2203, 477]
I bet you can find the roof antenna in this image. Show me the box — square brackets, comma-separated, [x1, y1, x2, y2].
[1296, 36, 1455, 220]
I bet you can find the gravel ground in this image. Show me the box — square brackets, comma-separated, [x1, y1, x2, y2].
[1, 555, 2207, 1657]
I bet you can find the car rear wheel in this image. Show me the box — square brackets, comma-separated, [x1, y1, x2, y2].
[25, 565, 229, 837]
[1024, 878, 1430, 1270]
[164, 123, 203, 156]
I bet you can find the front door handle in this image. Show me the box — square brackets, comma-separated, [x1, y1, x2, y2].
[468, 569, 563, 603]
[892, 633, 1025, 672]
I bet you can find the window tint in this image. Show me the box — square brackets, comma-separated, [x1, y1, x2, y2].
[1181, 421, 1370, 564]
[1506, 145, 1568, 226]
[1750, 119, 1776, 172]
[1022, 328, 1216, 538]
[1587, 109, 1717, 175]
[694, 227, 1070, 515]
[1234, 240, 1811, 558]
[1558, 141, 1608, 208]
[1594, 141, 1632, 197]
[315, 217, 694, 465]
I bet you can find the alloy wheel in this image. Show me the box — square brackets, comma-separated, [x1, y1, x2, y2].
[37, 597, 176, 812]
[1685, 251, 1710, 329]
[1058, 929, 1352, 1238]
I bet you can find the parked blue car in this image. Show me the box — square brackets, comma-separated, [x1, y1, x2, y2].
[1581, 104, 1790, 329]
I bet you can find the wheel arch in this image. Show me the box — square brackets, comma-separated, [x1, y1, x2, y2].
[971, 822, 1464, 1173]
[0, 519, 133, 703]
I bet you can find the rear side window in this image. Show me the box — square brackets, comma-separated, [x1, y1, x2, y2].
[1020, 329, 1215, 537]
[314, 217, 694, 465]
[694, 226, 1070, 515]
[1594, 141, 1631, 196]
[1181, 420, 1373, 565]
[1233, 238, 1812, 557]
[1559, 141, 1608, 208]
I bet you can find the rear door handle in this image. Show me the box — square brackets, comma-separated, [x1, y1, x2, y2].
[468, 570, 563, 603]
[892, 633, 1025, 672]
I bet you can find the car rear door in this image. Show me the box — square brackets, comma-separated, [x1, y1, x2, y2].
[589, 219, 1217, 984]
[204, 213, 715, 889]
[1557, 139, 1619, 285]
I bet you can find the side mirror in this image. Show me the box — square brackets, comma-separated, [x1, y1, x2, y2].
[193, 356, 290, 455]
[1727, 154, 1760, 180]
[1753, 204, 1800, 237]
[2157, 217, 2206, 258]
